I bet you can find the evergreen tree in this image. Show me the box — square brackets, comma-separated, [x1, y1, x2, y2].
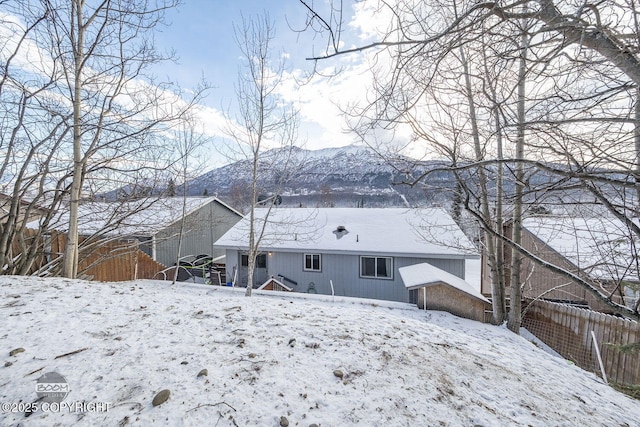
[167, 178, 176, 197]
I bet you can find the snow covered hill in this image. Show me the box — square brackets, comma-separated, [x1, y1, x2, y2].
[187, 145, 454, 208]
[2, 276, 639, 426]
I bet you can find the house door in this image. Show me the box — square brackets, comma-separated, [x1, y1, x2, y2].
[240, 253, 268, 287]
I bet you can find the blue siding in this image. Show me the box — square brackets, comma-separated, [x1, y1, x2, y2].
[226, 249, 465, 303]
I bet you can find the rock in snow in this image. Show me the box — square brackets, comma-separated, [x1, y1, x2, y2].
[152, 389, 170, 407]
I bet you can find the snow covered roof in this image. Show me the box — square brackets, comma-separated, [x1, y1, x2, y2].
[523, 216, 640, 282]
[34, 197, 241, 237]
[0, 192, 50, 217]
[399, 263, 490, 303]
[214, 208, 478, 259]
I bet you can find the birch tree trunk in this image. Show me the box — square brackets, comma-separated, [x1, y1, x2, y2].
[507, 17, 529, 333]
[486, 64, 507, 324]
[245, 153, 260, 296]
[221, 14, 300, 297]
[460, 47, 506, 324]
[63, 0, 86, 279]
[635, 87, 640, 206]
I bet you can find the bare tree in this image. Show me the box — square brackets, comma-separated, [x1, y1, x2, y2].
[507, 11, 530, 333]
[171, 118, 209, 284]
[222, 13, 301, 296]
[0, 3, 73, 275]
[298, 0, 640, 324]
[56, 0, 184, 278]
[0, 0, 207, 278]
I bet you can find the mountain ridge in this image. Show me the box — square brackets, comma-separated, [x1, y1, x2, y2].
[186, 144, 455, 209]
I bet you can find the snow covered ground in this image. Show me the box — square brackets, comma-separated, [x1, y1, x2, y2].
[1, 276, 639, 426]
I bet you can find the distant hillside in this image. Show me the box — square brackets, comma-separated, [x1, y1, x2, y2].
[186, 145, 456, 210]
[102, 144, 574, 213]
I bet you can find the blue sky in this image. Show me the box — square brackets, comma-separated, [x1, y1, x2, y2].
[155, 1, 319, 102]
[149, 1, 399, 166]
[1, 1, 416, 168]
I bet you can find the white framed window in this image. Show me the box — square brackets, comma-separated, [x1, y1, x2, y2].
[360, 256, 393, 279]
[304, 253, 322, 272]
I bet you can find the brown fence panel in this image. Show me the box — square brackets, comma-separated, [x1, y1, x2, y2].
[135, 250, 167, 280]
[77, 239, 135, 281]
[76, 238, 165, 282]
[523, 299, 639, 387]
[22, 231, 166, 282]
[50, 230, 65, 255]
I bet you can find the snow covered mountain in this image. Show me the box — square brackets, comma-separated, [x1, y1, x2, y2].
[105, 144, 572, 212]
[187, 145, 456, 209]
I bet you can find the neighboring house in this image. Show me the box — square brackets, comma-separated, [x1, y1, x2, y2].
[0, 192, 49, 225]
[42, 197, 243, 268]
[481, 215, 639, 313]
[0, 193, 51, 274]
[214, 207, 480, 304]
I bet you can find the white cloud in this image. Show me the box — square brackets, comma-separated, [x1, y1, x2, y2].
[0, 12, 56, 79]
[0, 2, 422, 169]
[274, 0, 419, 157]
[348, 1, 396, 42]
[279, 64, 370, 148]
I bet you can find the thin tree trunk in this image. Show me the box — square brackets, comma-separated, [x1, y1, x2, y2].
[494, 118, 507, 321]
[632, 1, 640, 206]
[460, 47, 505, 323]
[635, 87, 640, 205]
[507, 16, 529, 334]
[172, 186, 188, 285]
[481, 35, 508, 323]
[245, 154, 259, 296]
[63, 0, 85, 279]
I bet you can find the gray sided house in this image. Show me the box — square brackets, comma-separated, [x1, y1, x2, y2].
[46, 197, 243, 268]
[214, 207, 479, 304]
[138, 197, 244, 266]
[138, 197, 242, 266]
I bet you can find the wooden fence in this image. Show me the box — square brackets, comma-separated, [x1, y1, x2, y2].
[523, 299, 640, 386]
[9, 228, 47, 274]
[51, 233, 166, 282]
[80, 241, 167, 282]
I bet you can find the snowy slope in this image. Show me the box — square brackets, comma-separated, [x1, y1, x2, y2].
[1, 276, 639, 426]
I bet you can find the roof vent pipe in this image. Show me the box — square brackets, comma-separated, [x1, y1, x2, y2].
[333, 225, 349, 239]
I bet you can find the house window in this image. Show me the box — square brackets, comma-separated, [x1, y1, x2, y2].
[304, 253, 321, 272]
[241, 253, 267, 268]
[360, 256, 393, 279]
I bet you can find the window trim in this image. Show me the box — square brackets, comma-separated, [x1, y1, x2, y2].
[359, 256, 393, 280]
[241, 253, 267, 268]
[303, 253, 322, 272]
